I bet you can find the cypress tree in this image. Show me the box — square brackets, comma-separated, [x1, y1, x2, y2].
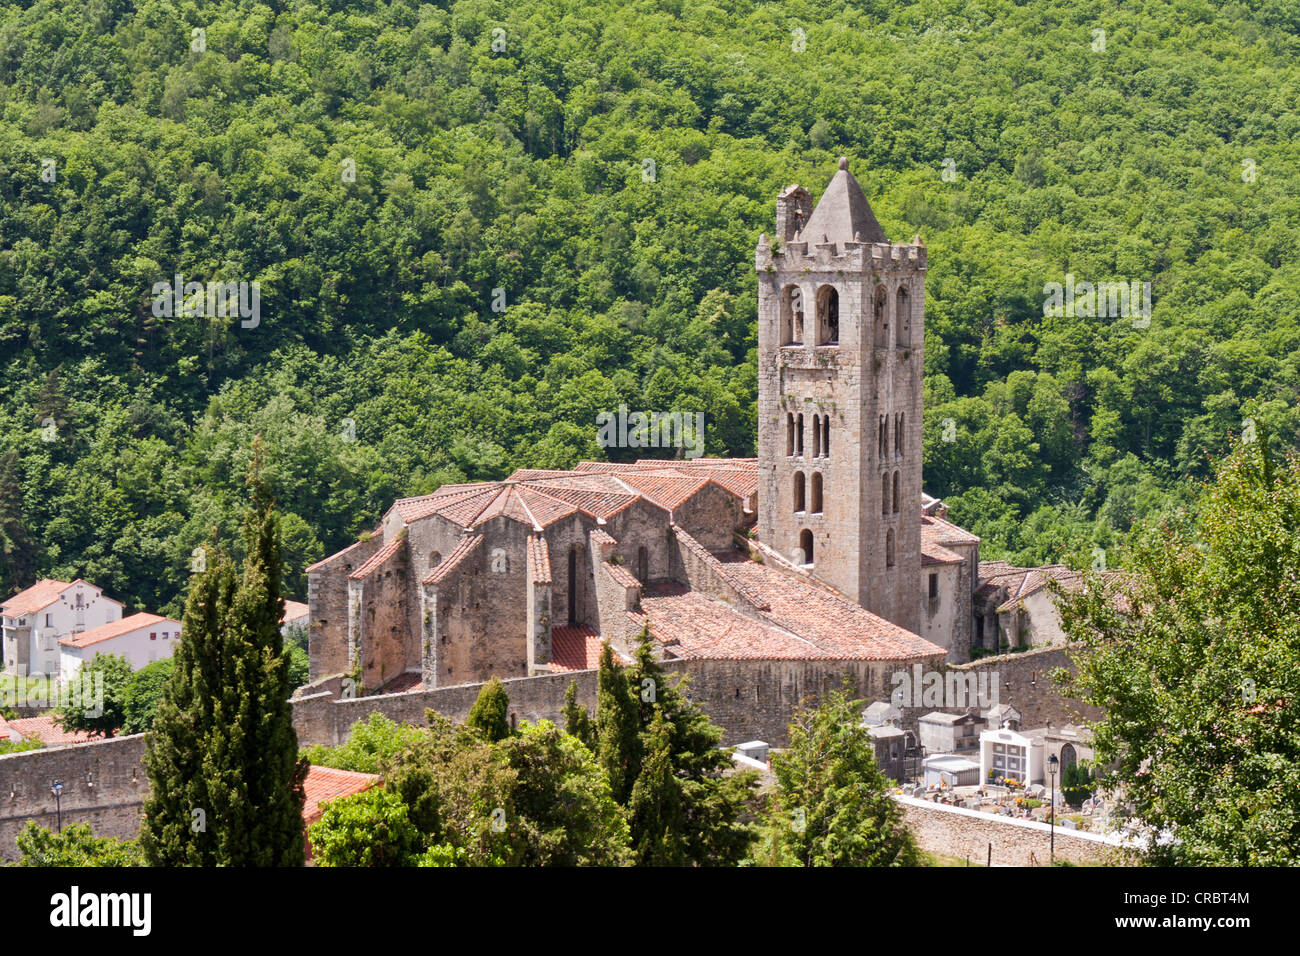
[627, 709, 688, 865]
[141, 437, 307, 865]
[466, 677, 511, 742]
[562, 680, 594, 750]
[598, 628, 757, 865]
[595, 642, 640, 805]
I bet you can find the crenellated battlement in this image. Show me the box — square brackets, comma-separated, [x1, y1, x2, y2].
[757, 237, 927, 275]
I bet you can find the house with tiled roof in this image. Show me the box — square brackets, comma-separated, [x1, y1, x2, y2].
[972, 560, 1115, 651]
[57, 612, 182, 681]
[2, 579, 123, 678]
[304, 161, 1080, 706]
[302, 764, 382, 863]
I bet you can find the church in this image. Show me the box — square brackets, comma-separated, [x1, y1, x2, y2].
[306, 160, 1073, 695]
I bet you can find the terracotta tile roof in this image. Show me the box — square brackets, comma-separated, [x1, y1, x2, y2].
[303, 765, 382, 826]
[550, 626, 606, 672]
[922, 513, 981, 547]
[922, 541, 964, 565]
[306, 537, 376, 574]
[424, 534, 483, 585]
[59, 612, 179, 649]
[589, 528, 616, 548]
[637, 549, 944, 662]
[637, 585, 821, 660]
[378, 671, 424, 694]
[7, 713, 104, 747]
[281, 600, 310, 624]
[604, 561, 641, 590]
[1, 579, 74, 616]
[348, 536, 406, 580]
[527, 536, 552, 585]
[2, 579, 121, 617]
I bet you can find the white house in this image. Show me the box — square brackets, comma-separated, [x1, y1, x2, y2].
[1, 580, 123, 678]
[57, 612, 182, 680]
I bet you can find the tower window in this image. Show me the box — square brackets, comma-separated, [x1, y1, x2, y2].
[822, 416, 830, 457]
[796, 414, 804, 456]
[786, 413, 795, 457]
[816, 285, 839, 344]
[794, 472, 806, 513]
[781, 285, 804, 345]
[895, 412, 903, 457]
[881, 472, 890, 516]
[892, 471, 901, 514]
[879, 415, 887, 458]
[886, 529, 896, 568]
[874, 286, 889, 348]
[896, 286, 911, 348]
[810, 473, 823, 514]
[811, 414, 821, 458]
[798, 530, 814, 567]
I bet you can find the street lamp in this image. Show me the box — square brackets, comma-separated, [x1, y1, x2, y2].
[50, 780, 64, 833]
[1046, 754, 1059, 864]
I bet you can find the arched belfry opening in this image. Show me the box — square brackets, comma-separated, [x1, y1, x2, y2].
[896, 286, 911, 348]
[874, 286, 889, 348]
[816, 285, 839, 344]
[781, 284, 804, 345]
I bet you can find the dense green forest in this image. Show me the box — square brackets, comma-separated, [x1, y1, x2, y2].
[1, 0, 1298, 616]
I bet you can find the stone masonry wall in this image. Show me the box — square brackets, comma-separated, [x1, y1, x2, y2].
[0, 734, 148, 861]
[895, 796, 1129, 866]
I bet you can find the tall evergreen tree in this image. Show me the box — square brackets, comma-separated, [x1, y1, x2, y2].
[597, 629, 756, 865]
[595, 642, 640, 805]
[764, 679, 917, 867]
[466, 677, 511, 742]
[141, 437, 307, 865]
[562, 680, 594, 750]
[627, 709, 688, 865]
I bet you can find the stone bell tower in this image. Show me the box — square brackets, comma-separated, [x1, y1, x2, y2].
[755, 157, 927, 632]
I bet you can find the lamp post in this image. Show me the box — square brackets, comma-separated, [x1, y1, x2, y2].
[50, 780, 64, 833]
[1046, 754, 1059, 864]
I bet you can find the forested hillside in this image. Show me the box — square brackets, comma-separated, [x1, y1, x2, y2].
[2, 0, 1298, 615]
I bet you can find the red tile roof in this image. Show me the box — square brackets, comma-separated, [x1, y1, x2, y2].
[58, 612, 178, 649]
[604, 561, 641, 590]
[302, 765, 382, 826]
[1, 579, 74, 616]
[527, 535, 552, 585]
[550, 626, 608, 673]
[922, 513, 981, 547]
[641, 550, 945, 662]
[7, 713, 103, 747]
[424, 534, 483, 585]
[348, 536, 405, 580]
[281, 600, 310, 624]
[1, 579, 120, 617]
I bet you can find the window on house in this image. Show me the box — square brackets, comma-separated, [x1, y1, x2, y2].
[150, 633, 157, 640]
[45, 613, 51, 627]
[929, 573, 939, 601]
